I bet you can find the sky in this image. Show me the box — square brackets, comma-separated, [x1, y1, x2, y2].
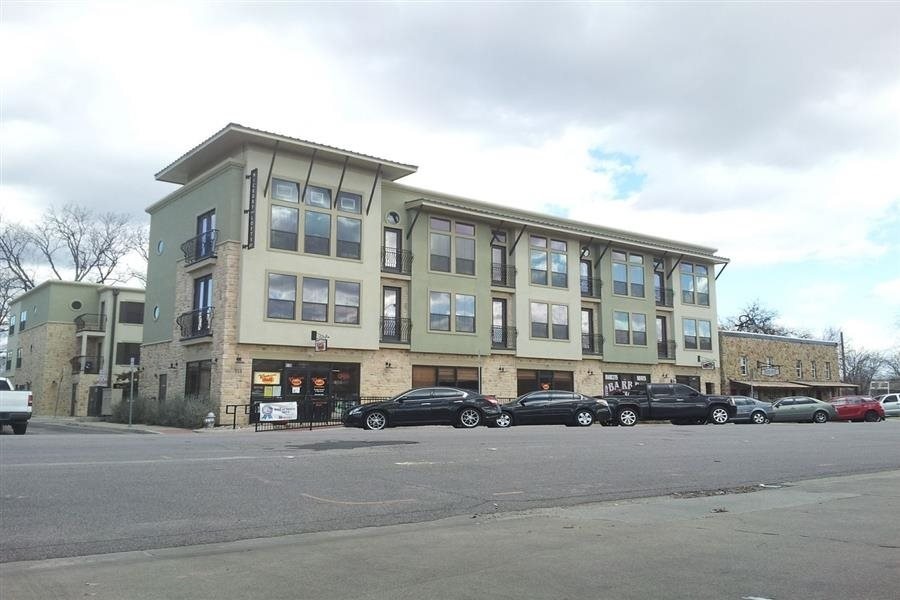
[1, 1, 898, 351]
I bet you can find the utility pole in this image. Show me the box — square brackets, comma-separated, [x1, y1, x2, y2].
[839, 331, 847, 382]
[128, 356, 135, 427]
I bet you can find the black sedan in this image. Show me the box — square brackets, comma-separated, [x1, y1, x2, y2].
[343, 387, 501, 430]
[495, 391, 611, 428]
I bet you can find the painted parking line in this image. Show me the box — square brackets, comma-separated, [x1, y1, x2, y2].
[492, 491, 524, 496]
[300, 493, 417, 506]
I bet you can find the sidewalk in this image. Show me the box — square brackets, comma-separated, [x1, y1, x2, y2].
[3, 469, 898, 599]
[28, 416, 198, 435]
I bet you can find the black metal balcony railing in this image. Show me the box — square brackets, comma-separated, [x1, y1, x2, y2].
[381, 247, 413, 275]
[655, 287, 674, 307]
[380, 317, 411, 344]
[658, 340, 676, 359]
[71, 355, 101, 374]
[491, 264, 516, 288]
[74, 313, 107, 333]
[491, 326, 517, 350]
[177, 307, 214, 340]
[581, 334, 604, 355]
[580, 277, 603, 298]
[181, 229, 218, 266]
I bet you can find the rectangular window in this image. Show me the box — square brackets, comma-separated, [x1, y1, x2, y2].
[337, 191, 362, 213]
[632, 313, 647, 346]
[304, 185, 331, 208]
[551, 304, 568, 340]
[430, 233, 451, 272]
[795, 360, 803, 378]
[301, 277, 329, 322]
[119, 301, 144, 324]
[550, 240, 567, 288]
[8, 314, 14, 335]
[115, 342, 141, 366]
[272, 178, 299, 203]
[304, 211, 331, 255]
[271, 205, 299, 251]
[530, 249, 548, 285]
[530, 302, 548, 338]
[684, 318, 698, 349]
[811, 360, 818, 379]
[430, 292, 451, 331]
[336, 216, 361, 259]
[739, 356, 748, 376]
[612, 251, 643, 297]
[629, 254, 645, 297]
[16, 347, 22, 368]
[456, 237, 475, 275]
[825, 363, 832, 379]
[430, 217, 451, 231]
[412, 365, 479, 390]
[267, 273, 296, 320]
[681, 262, 710, 305]
[698, 320, 712, 350]
[184, 359, 212, 399]
[19, 310, 27, 331]
[455, 294, 475, 333]
[334, 281, 360, 324]
[614, 311, 630, 344]
[612, 251, 628, 295]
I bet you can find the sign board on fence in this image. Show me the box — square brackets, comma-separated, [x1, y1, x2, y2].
[259, 402, 297, 422]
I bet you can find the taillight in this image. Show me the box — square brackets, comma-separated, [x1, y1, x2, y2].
[28, 393, 33, 407]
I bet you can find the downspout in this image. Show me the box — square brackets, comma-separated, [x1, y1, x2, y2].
[107, 290, 119, 394]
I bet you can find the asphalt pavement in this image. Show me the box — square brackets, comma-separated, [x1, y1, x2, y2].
[2, 469, 898, 600]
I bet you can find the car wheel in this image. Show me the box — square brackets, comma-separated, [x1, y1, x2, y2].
[458, 408, 482, 428]
[574, 410, 594, 427]
[364, 411, 387, 431]
[709, 407, 730, 425]
[618, 408, 638, 427]
[495, 412, 512, 428]
[751, 411, 767, 425]
[864, 411, 880, 422]
[813, 410, 828, 423]
[11, 422, 27, 435]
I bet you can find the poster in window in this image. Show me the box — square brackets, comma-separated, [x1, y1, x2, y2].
[289, 375, 304, 394]
[312, 376, 327, 396]
[253, 371, 281, 385]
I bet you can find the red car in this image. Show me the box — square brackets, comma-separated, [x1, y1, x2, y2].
[828, 396, 885, 422]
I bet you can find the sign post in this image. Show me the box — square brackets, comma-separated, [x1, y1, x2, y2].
[128, 357, 135, 427]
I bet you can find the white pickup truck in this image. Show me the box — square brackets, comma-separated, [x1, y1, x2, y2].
[0, 377, 32, 435]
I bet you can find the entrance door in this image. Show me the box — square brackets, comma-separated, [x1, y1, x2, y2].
[492, 299, 508, 347]
[581, 308, 595, 353]
[382, 287, 401, 341]
[193, 275, 213, 335]
[491, 246, 507, 284]
[580, 260, 593, 295]
[656, 316, 668, 358]
[196, 210, 216, 259]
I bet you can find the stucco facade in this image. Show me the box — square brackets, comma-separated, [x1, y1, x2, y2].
[140, 124, 730, 425]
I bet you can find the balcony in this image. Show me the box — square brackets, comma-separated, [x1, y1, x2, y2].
[581, 334, 604, 356]
[655, 287, 674, 308]
[74, 313, 107, 333]
[71, 355, 101, 374]
[491, 264, 516, 288]
[658, 340, 676, 360]
[580, 277, 602, 298]
[177, 307, 214, 340]
[491, 326, 517, 350]
[181, 230, 218, 266]
[381, 247, 413, 275]
[380, 317, 411, 344]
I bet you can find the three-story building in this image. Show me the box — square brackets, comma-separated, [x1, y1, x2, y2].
[140, 124, 728, 421]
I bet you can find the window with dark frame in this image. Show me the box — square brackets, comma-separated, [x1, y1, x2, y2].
[301, 277, 329, 322]
[119, 301, 144, 324]
[680, 262, 710, 306]
[267, 273, 296, 320]
[304, 211, 331, 255]
[334, 281, 360, 324]
[336, 216, 361, 259]
[115, 342, 141, 365]
[455, 294, 475, 333]
[430, 291, 451, 331]
[270, 205, 299, 251]
[551, 304, 568, 340]
[530, 302, 548, 338]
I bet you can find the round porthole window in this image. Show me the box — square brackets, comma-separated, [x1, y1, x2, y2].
[153, 306, 160, 321]
[71, 300, 83, 310]
[385, 211, 401, 225]
[157, 240, 165, 255]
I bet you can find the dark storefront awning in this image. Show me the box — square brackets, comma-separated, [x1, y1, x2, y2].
[731, 380, 810, 389]
[790, 381, 859, 389]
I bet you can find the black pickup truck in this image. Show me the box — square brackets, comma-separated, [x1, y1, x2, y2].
[601, 383, 737, 426]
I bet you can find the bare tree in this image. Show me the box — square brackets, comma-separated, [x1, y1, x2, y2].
[884, 351, 900, 379]
[0, 218, 38, 292]
[842, 346, 886, 394]
[721, 299, 809, 337]
[0, 269, 22, 332]
[127, 224, 150, 286]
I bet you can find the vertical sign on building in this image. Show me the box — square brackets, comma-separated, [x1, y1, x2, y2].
[245, 168, 258, 249]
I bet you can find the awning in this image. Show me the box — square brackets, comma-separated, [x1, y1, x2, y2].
[731, 380, 810, 389]
[791, 381, 859, 389]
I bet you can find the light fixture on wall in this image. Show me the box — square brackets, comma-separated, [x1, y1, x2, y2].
[169, 362, 178, 370]
[587, 370, 594, 376]
[498, 366, 506, 372]
[235, 356, 243, 363]
[385, 361, 393, 369]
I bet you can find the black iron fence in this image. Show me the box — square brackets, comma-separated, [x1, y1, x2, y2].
[181, 229, 218, 265]
[491, 326, 517, 350]
[381, 247, 413, 275]
[242, 396, 392, 432]
[74, 313, 107, 333]
[380, 317, 411, 343]
[491, 263, 516, 287]
[658, 340, 676, 359]
[581, 334, 604, 355]
[177, 307, 214, 340]
[580, 277, 602, 298]
[71, 355, 101, 374]
[655, 287, 674, 308]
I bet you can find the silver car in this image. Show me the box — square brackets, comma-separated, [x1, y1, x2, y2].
[729, 396, 770, 424]
[875, 393, 900, 417]
[769, 396, 837, 423]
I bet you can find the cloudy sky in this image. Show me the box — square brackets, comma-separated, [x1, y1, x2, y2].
[1, 2, 898, 350]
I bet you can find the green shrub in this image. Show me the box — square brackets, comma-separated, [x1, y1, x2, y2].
[108, 395, 217, 429]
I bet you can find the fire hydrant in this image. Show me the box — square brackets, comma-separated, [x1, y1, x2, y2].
[204, 412, 216, 429]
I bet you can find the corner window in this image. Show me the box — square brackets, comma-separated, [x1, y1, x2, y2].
[680, 263, 710, 306]
[267, 273, 297, 320]
[430, 291, 451, 331]
[301, 277, 329, 322]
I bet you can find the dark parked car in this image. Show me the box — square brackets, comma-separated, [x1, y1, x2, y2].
[601, 383, 736, 426]
[769, 396, 837, 423]
[828, 396, 885, 422]
[495, 391, 611, 428]
[730, 396, 770, 424]
[343, 387, 500, 430]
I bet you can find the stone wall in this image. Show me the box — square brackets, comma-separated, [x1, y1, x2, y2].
[12, 323, 79, 416]
[719, 332, 840, 386]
